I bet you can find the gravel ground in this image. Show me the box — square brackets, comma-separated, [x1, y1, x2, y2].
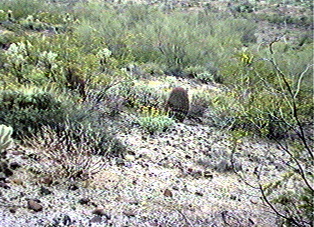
[1, 120, 284, 226]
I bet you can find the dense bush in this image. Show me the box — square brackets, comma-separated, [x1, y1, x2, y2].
[0, 87, 70, 139]
[137, 106, 175, 134]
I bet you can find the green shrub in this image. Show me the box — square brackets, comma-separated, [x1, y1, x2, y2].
[0, 0, 64, 21]
[72, 3, 257, 73]
[138, 106, 175, 134]
[0, 87, 68, 139]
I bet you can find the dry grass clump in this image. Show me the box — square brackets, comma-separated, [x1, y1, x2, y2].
[25, 124, 125, 183]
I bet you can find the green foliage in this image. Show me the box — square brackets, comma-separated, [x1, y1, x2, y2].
[0, 0, 65, 21]
[212, 42, 313, 138]
[0, 87, 68, 139]
[0, 124, 13, 152]
[138, 107, 175, 134]
[263, 172, 314, 226]
[72, 2, 257, 73]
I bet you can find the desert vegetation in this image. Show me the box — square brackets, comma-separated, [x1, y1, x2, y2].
[0, 0, 313, 226]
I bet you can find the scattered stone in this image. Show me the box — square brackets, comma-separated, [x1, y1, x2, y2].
[90, 216, 102, 223]
[185, 154, 192, 159]
[250, 198, 259, 204]
[61, 214, 72, 226]
[52, 214, 72, 226]
[163, 189, 173, 198]
[172, 185, 179, 190]
[68, 184, 79, 191]
[0, 174, 6, 182]
[123, 210, 136, 217]
[27, 199, 43, 212]
[128, 200, 139, 205]
[12, 178, 23, 185]
[203, 171, 213, 179]
[216, 160, 232, 172]
[125, 154, 135, 162]
[248, 217, 256, 225]
[40, 186, 53, 196]
[9, 162, 21, 170]
[40, 176, 53, 186]
[230, 194, 237, 200]
[92, 208, 107, 216]
[116, 158, 125, 166]
[78, 198, 90, 205]
[9, 208, 16, 213]
[0, 182, 10, 189]
[11, 150, 24, 156]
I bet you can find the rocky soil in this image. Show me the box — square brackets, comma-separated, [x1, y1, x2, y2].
[0, 84, 288, 226]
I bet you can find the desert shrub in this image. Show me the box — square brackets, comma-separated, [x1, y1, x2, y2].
[227, 39, 313, 226]
[72, 2, 257, 73]
[26, 123, 125, 182]
[0, 30, 21, 50]
[0, 0, 51, 22]
[137, 106, 175, 134]
[112, 82, 165, 109]
[189, 90, 212, 119]
[0, 86, 69, 139]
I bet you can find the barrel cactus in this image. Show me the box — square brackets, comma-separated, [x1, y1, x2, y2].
[166, 87, 190, 122]
[0, 124, 13, 153]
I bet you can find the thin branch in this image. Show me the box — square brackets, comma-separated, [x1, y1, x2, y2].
[230, 139, 259, 190]
[258, 181, 301, 227]
[294, 64, 314, 99]
[272, 137, 314, 193]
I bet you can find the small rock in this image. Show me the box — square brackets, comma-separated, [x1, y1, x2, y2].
[9, 208, 16, 213]
[40, 176, 53, 186]
[78, 198, 90, 205]
[68, 184, 79, 191]
[0, 182, 10, 189]
[27, 199, 43, 212]
[128, 200, 139, 205]
[123, 210, 136, 217]
[216, 160, 232, 172]
[195, 191, 204, 196]
[11, 150, 24, 155]
[40, 186, 53, 195]
[250, 198, 259, 204]
[90, 216, 102, 223]
[12, 178, 23, 185]
[125, 154, 135, 162]
[92, 208, 106, 216]
[172, 186, 179, 190]
[203, 171, 213, 179]
[116, 158, 125, 166]
[230, 194, 237, 200]
[3, 168, 13, 177]
[9, 162, 21, 170]
[163, 189, 173, 198]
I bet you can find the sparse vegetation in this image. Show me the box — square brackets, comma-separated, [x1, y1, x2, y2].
[0, 0, 312, 226]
